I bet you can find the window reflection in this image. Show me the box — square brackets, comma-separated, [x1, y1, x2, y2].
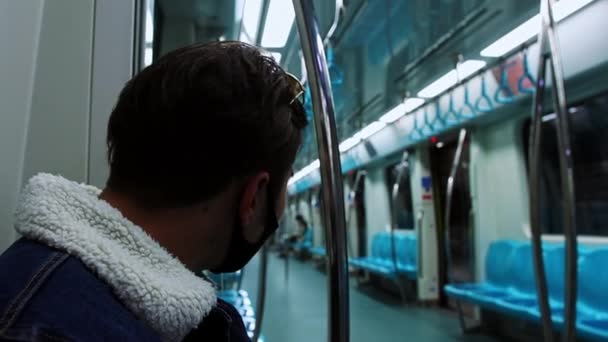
[525, 92, 608, 236]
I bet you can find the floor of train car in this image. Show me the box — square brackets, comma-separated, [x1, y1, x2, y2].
[241, 253, 502, 342]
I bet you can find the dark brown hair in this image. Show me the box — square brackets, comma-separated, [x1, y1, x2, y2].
[106, 41, 307, 208]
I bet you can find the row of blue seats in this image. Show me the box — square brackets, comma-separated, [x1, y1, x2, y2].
[288, 231, 418, 280]
[218, 289, 261, 340]
[445, 240, 608, 341]
[206, 272, 263, 340]
[349, 232, 417, 280]
[290, 229, 314, 252]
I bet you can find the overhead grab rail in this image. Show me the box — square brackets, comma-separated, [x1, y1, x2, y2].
[528, 0, 577, 341]
[292, 1, 350, 342]
[443, 128, 476, 333]
[390, 152, 409, 273]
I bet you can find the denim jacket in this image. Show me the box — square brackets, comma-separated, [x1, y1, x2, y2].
[0, 174, 251, 341]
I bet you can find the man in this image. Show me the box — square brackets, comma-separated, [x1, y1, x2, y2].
[0, 41, 307, 341]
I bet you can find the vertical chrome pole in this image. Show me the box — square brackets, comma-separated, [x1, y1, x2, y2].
[347, 171, 366, 257]
[252, 243, 269, 342]
[390, 152, 409, 271]
[530, 0, 577, 340]
[444, 128, 468, 332]
[292, 1, 350, 342]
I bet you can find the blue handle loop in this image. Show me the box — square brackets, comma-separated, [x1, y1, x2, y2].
[423, 104, 435, 133]
[432, 101, 446, 130]
[518, 50, 536, 94]
[494, 61, 515, 104]
[410, 109, 426, 140]
[475, 73, 494, 113]
[459, 83, 477, 118]
[442, 92, 460, 124]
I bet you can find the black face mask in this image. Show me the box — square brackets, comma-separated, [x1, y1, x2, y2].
[210, 191, 279, 273]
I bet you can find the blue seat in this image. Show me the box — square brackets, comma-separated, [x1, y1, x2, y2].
[217, 289, 261, 338]
[309, 246, 326, 257]
[291, 228, 314, 253]
[349, 232, 418, 280]
[445, 240, 520, 310]
[445, 240, 608, 340]
[578, 248, 608, 341]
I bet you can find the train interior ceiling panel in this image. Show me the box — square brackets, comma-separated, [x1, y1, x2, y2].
[1, 0, 608, 341]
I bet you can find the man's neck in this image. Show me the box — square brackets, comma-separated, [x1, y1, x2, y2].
[98, 189, 223, 272]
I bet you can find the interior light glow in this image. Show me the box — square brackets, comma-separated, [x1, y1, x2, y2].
[288, 159, 320, 185]
[542, 113, 557, 122]
[339, 135, 362, 152]
[379, 98, 426, 124]
[261, 0, 295, 47]
[417, 60, 486, 98]
[242, 0, 263, 43]
[379, 104, 407, 124]
[271, 52, 282, 63]
[554, 0, 594, 21]
[457, 60, 487, 79]
[418, 71, 457, 98]
[359, 121, 386, 140]
[480, 0, 595, 57]
[403, 97, 426, 113]
[145, 4, 154, 44]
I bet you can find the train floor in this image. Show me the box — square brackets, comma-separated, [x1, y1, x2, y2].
[241, 253, 502, 342]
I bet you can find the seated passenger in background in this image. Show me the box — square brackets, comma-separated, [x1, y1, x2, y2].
[0, 42, 307, 341]
[287, 214, 311, 243]
[278, 214, 311, 257]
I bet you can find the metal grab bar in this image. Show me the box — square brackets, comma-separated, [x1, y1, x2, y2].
[416, 209, 424, 280]
[390, 152, 409, 272]
[444, 128, 469, 333]
[252, 243, 269, 342]
[494, 62, 515, 104]
[346, 170, 366, 257]
[292, 1, 350, 342]
[529, 0, 577, 341]
[324, 0, 344, 46]
[475, 73, 494, 113]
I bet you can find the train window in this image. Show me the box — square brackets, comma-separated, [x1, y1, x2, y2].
[385, 158, 415, 230]
[523, 92, 608, 236]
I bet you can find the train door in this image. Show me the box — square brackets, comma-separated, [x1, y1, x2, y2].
[345, 171, 366, 258]
[386, 155, 415, 231]
[429, 132, 474, 309]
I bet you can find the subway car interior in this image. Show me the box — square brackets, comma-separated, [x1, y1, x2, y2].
[1, 0, 608, 341]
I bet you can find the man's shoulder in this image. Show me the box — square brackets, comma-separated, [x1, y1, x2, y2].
[0, 238, 161, 341]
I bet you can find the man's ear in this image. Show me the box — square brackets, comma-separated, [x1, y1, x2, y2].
[239, 171, 270, 228]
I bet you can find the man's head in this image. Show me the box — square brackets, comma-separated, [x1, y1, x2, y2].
[103, 41, 307, 271]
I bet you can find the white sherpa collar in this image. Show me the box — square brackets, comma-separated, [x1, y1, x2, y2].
[14, 173, 217, 341]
